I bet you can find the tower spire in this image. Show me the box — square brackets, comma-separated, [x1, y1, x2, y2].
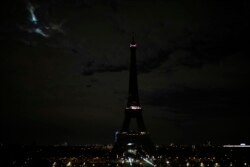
[127, 34, 140, 107]
[121, 35, 146, 132]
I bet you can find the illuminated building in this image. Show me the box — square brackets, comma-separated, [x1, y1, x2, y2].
[113, 36, 154, 156]
[223, 143, 250, 148]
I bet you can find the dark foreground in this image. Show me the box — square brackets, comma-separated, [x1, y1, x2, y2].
[1, 144, 250, 167]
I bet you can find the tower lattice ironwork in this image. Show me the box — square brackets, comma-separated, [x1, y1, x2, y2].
[113, 36, 154, 155]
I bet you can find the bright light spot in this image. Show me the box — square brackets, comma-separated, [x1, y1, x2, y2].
[215, 162, 220, 167]
[130, 44, 137, 48]
[186, 162, 190, 166]
[128, 149, 137, 155]
[128, 157, 133, 166]
[66, 161, 71, 167]
[126, 106, 141, 110]
[143, 158, 155, 166]
[223, 144, 250, 148]
[52, 162, 57, 167]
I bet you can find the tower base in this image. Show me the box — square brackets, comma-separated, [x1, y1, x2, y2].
[113, 131, 155, 156]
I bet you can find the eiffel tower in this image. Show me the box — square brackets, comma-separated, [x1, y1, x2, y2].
[113, 36, 154, 155]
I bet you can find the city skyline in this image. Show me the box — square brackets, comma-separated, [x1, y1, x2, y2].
[1, 0, 250, 145]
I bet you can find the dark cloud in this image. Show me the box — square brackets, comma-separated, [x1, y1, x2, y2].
[144, 88, 249, 117]
[82, 63, 127, 75]
[1, 0, 250, 145]
[2, 0, 249, 74]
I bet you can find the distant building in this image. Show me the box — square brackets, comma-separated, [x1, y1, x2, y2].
[223, 143, 250, 148]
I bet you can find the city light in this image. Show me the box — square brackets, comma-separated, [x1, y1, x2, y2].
[66, 161, 72, 167]
[52, 162, 57, 167]
[2, 144, 250, 167]
[223, 144, 250, 147]
[214, 162, 220, 167]
[143, 158, 155, 166]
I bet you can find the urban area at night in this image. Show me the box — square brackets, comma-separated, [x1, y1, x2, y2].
[1, 0, 250, 166]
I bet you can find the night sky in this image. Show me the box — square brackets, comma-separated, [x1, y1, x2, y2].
[1, 0, 250, 145]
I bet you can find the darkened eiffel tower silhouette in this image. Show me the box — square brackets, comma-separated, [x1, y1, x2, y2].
[113, 36, 154, 155]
